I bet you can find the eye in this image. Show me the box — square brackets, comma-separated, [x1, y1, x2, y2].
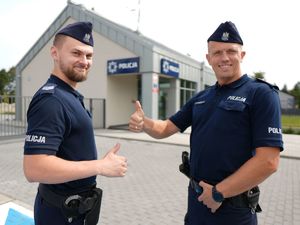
[213, 51, 222, 56]
[227, 49, 238, 54]
[86, 54, 93, 60]
[72, 51, 80, 56]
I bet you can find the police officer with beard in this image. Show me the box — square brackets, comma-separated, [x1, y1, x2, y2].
[129, 21, 283, 225]
[24, 22, 128, 225]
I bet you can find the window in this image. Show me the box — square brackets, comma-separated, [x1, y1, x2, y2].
[180, 80, 196, 108]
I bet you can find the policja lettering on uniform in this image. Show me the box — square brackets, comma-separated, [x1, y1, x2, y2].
[268, 127, 282, 134]
[25, 135, 46, 143]
[227, 95, 246, 102]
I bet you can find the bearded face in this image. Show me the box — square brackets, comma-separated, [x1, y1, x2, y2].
[51, 36, 93, 85]
[58, 56, 90, 83]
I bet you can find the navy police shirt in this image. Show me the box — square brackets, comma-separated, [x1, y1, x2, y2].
[170, 74, 283, 184]
[24, 75, 97, 193]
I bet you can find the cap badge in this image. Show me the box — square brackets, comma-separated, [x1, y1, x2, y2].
[221, 32, 229, 41]
[83, 33, 91, 43]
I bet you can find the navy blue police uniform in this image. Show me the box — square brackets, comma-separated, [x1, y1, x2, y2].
[24, 75, 97, 224]
[24, 22, 99, 225]
[170, 22, 284, 225]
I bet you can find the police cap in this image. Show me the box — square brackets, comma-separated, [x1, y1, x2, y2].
[207, 21, 243, 45]
[56, 21, 94, 47]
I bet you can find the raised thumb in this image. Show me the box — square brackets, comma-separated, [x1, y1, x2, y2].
[110, 143, 121, 154]
[135, 101, 142, 111]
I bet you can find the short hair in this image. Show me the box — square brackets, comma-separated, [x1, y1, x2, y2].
[53, 34, 67, 48]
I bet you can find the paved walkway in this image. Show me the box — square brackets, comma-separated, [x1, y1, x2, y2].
[94, 129, 300, 159]
[0, 130, 299, 224]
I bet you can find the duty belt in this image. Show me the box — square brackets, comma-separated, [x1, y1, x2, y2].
[179, 151, 261, 214]
[189, 178, 262, 214]
[38, 184, 102, 224]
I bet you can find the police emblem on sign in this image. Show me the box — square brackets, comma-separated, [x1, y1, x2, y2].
[108, 61, 118, 74]
[162, 60, 170, 73]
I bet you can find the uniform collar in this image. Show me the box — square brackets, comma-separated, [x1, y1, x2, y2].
[214, 74, 249, 89]
[48, 74, 83, 99]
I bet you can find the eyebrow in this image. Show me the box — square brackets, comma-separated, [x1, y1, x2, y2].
[72, 47, 93, 55]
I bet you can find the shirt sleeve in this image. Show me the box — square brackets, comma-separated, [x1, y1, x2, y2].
[251, 86, 284, 151]
[24, 95, 70, 155]
[169, 96, 195, 133]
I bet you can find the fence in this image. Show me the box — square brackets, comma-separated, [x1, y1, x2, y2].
[281, 108, 300, 115]
[0, 96, 106, 138]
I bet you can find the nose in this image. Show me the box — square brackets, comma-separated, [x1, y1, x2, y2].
[220, 52, 229, 61]
[78, 56, 91, 69]
[79, 55, 88, 65]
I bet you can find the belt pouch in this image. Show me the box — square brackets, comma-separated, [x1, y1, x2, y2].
[84, 187, 103, 225]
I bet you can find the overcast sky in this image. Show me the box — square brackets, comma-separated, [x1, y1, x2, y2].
[0, 0, 299, 89]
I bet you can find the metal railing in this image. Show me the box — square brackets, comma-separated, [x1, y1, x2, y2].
[0, 96, 105, 138]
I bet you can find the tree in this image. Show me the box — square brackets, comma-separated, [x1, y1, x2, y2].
[253, 71, 265, 80]
[0, 69, 9, 95]
[0, 67, 16, 95]
[281, 84, 289, 94]
[290, 82, 300, 108]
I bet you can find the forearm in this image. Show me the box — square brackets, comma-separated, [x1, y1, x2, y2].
[143, 117, 179, 139]
[24, 155, 100, 184]
[129, 101, 179, 138]
[216, 147, 280, 198]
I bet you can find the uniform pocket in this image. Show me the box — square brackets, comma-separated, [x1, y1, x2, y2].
[218, 100, 246, 112]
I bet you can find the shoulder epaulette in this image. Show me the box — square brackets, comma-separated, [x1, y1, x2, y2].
[255, 78, 279, 91]
[40, 83, 57, 94]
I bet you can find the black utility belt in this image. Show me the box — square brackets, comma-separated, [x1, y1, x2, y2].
[38, 184, 103, 224]
[189, 179, 262, 213]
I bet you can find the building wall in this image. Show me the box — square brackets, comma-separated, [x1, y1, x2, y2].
[107, 75, 137, 126]
[78, 27, 137, 100]
[22, 41, 53, 97]
[279, 91, 295, 109]
[90, 30, 139, 127]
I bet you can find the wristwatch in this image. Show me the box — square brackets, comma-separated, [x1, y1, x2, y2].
[212, 186, 224, 203]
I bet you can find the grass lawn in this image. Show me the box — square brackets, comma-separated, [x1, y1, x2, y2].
[282, 115, 300, 128]
[282, 115, 300, 134]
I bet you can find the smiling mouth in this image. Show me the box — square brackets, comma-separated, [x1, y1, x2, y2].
[75, 67, 87, 72]
[219, 64, 231, 68]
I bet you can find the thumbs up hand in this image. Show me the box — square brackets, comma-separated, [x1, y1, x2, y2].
[129, 100, 145, 132]
[99, 143, 128, 177]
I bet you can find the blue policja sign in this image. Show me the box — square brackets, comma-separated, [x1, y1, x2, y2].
[107, 57, 139, 75]
[160, 59, 179, 78]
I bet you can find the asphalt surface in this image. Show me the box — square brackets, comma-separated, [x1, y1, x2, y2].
[0, 130, 299, 225]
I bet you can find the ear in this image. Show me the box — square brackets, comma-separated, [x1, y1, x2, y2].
[240, 51, 246, 62]
[241, 51, 246, 58]
[50, 46, 58, 60]
[206, 54, 211, 66]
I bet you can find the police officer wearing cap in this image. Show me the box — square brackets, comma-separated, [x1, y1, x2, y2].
[23, 21, 128, 225]
[129, 21, 283, 225]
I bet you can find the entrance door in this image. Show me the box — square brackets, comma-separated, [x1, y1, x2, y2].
[159, 78, 171, 120]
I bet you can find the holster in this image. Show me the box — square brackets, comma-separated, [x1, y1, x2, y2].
[245, 186, 262, 213]
[227, 186, 262, 213]
[179, 151, 190, 178]
[179, 151, 203, 195]
[84, 188, 102, 225]
[38, 184, 103, 224]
